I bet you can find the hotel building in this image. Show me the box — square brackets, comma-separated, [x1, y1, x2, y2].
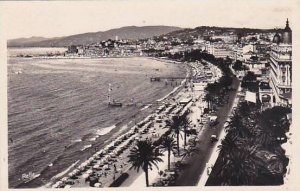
[269, 19, 292, 107]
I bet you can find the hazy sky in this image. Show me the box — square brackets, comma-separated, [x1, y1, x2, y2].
[0, 0, 296, 39]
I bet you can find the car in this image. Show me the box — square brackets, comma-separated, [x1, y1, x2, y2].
[210, 135, 218, 142]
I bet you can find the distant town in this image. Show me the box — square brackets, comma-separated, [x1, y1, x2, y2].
[13, 20, 292, 108]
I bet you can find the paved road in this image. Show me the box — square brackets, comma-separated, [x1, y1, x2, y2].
[174, 77, 240, 186]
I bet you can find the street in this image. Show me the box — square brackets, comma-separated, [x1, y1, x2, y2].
[174, 77, 240, 186]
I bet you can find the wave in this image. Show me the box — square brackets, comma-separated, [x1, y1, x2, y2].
[81, 145, 92, 151]
[156, 86, 180, 102]
[96, 125, 116, 136]
[8, 57, 187, 188]
[51, 160, 80, 180]
[72, 139, 82, 143]
[141, 104, 152, 111]
[89, 135, 99, 141]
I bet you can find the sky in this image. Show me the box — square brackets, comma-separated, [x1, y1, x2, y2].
[0, 0, 297, 39]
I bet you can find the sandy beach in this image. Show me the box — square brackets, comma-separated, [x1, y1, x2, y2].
[44, 59, 226, 188]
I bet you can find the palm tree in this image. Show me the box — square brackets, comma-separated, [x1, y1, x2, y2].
[180, 114, 191, 148]
[225, 112, 250, 139]
[165, 116, 182, 155]
[161, 136, 176, 170]
[217, 148, 258, 185]
[204, 92, 214, 112]
[255, 127, 277, 147]
[217, 135, 238, 157]
[128, 140, 164, 187]
[180, 147, 198, 162]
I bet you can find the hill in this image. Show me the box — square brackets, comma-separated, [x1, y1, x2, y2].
[7, 26, 182, 47]
[158, 26, 280, 40]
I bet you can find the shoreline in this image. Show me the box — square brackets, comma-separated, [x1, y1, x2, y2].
[8, 55, 148, 60]
[46, 59, 190, 188]
[11, 57, 190, 188]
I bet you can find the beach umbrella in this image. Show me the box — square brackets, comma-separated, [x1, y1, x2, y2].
[94, 182, 102, 188]
[87, 158, 94, 164]
[103, 164, 110, 170]
[82, 173, 90, 179]
[86, 169, 93, 174]
[80, 161, 88, 167]
[96, 160, 102, 165]
[68, 172, 74, 177]
[51, 183, 58, 188]
[61, 177, 69, 182]
[93, 164, 100, 169]
[74, 169, 80, 174]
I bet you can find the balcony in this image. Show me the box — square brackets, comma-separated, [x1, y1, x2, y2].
[277, 83, 292, 89]
[270, 53, 292, 62]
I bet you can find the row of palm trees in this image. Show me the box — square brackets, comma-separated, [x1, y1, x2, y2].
[126, 55, 234, 187]
[127, 113, 193, 187]
[207, 101, 291, 185]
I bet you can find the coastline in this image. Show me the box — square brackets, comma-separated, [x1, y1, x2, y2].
[45, 58, 190, 188]
[10, 56, 189, 188]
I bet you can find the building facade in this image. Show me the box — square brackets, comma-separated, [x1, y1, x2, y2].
[269, 19, 292, 107]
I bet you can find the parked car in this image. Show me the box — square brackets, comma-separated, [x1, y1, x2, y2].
[210, 135, 218, 142]
[209, 116, 219, 126]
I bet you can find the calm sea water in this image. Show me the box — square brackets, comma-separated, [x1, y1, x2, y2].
[7, 54, 186, 188]
[8, 47, 67, 57]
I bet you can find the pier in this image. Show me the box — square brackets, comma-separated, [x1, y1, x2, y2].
[150, 76, 193, 82]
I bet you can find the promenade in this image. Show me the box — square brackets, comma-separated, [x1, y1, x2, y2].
[174, 77, 239, 186]
[47, 60, 230, 188]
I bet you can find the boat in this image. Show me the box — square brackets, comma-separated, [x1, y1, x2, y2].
[109, 100, 122, 107]
[108, 84, 122, 107]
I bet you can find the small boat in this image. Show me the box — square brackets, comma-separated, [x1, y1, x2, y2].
[108, 100, 122, 107]
[107, 84, 122, 107]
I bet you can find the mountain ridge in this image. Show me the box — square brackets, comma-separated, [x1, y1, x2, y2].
[7, 25, 182, 47]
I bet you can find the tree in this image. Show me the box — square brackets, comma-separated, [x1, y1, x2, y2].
[218, 134, 238, 157]
[243, 71, 256, 82]
[161, 136, 176, 170]
[217, 147, 258, 185]
[232, 60, 244, 71]
[180, 114, 192, 147]
[180, 147, 198, 162]
[241, 71, 259, 92]
[204, 82, 222, 112]
[259, 106, 291, 144]
[165, 116, 182, 155]
[128, 140, 164, 187]
[225, 111, 250, 139]
[219, 75, 233, 89]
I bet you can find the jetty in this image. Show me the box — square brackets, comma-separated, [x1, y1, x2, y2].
[150, 76, 193, 82]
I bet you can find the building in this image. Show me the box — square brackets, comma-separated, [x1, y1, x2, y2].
[67, 45, 78, 54]
[269, 19, 292, 107]
[205, 42, 232, 58]
[211, 33, 238, 44]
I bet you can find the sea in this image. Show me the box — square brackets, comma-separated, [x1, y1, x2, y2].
[7, 48, 186, 188]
